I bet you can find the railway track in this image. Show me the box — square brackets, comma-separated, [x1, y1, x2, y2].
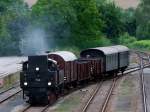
[0, 86, 22, 104]
[0, 83, 20, 95]
[81, 81, 103, 112]
[81, 77, 118, 112]
[138, 53, 148, 112]
[22, 104, 50, 112]
[133, 50, 150, 112]
[122, 55, 150, 112]
[81, 62, 150, 112]
[140, 64, 147, 112]
[100, 78, 117, 112]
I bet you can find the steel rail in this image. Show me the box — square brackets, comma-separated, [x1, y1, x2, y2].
[140, 59, 148, 112]
[22, 105, 31, 112]
[99, 64, 150, 112]
[100, 78, 117, 112]
[123, 64, 150, 75]
[133, 50, 148, 112]
[81, 82, 103, 112]
[22, 104, 50, 112]
[40, 104, 51, 112]
[0, 89, 22, 104]
[0, 83, 20, 95]
[126, 65, 140, 70]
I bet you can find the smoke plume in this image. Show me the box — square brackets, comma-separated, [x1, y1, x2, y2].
[20, 27, 53, 55]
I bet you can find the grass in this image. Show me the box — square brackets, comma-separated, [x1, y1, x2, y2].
[116, 76, 135, 112]
[119, 77, 134, 95]
[0, 72, 19, 92]
[52, 93, 81, 112]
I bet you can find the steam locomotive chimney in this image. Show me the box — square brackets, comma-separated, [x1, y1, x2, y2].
[45, 51, 51, 53]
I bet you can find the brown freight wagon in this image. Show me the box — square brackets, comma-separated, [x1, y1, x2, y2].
[74, 60, 91, 82]
[78, 58, 103, 78]
[48, 51, 77, 84]
[89, 59, 102, 77]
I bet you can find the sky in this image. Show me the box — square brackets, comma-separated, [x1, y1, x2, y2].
[24, 0, 37, 7]
[24, 0, 140, 9]
[114, 0, 140, 9]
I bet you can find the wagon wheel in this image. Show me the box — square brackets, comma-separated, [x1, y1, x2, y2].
[121, 68, 126, 75]
[48, 92, 57, 104]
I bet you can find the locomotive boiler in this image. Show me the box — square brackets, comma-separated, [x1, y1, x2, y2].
[20, 55, 59, 104]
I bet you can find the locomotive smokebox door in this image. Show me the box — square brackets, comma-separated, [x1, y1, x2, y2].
[28, 55, 48, 72]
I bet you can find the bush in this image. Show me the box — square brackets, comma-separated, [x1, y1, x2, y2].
[118, 33, 137, 47]
[132, 40, 150, 51]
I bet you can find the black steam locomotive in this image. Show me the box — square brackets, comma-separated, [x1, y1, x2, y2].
[20, 45, 129, 104]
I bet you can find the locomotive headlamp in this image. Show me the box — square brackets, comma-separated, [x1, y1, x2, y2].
[36, 67, 39, 71]
[48, 82, 52, 86]
[24, 82, 28, 86]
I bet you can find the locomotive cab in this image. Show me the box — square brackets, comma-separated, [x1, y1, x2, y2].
[20, 55, 58, 104]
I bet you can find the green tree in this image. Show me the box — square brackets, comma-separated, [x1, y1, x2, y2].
[122, 8, 136, 36]
[0, 0, 29, 56]
[32, 0, 105, 49]
[136, 0, 150, 39]
[97, 2, 124, 41]
[69, 0, 105, 48]
[32, 0, 75, 39]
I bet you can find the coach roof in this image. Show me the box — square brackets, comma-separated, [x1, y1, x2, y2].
[81, 46, 118, 55]
[111, 45, 129, 52]
[48, 51, 77, 61]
